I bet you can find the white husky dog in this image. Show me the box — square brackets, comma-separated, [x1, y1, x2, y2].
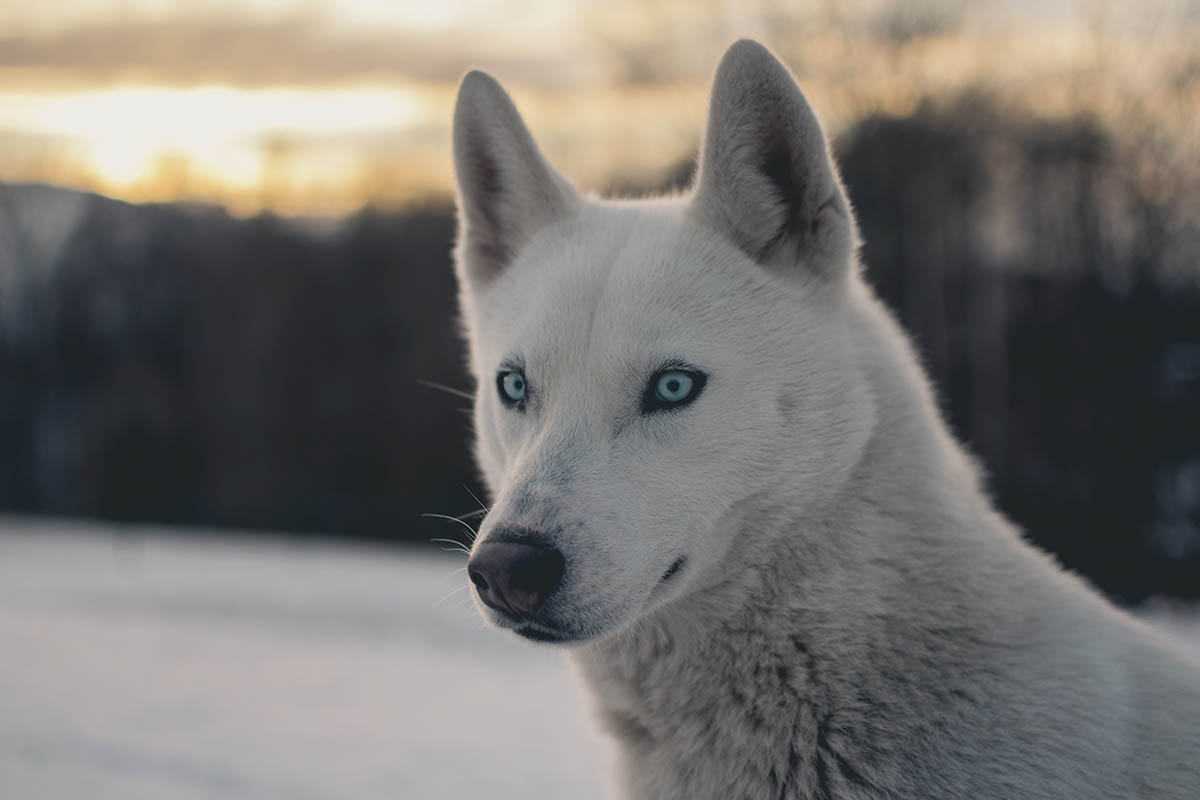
[451, 39, 1200, 799]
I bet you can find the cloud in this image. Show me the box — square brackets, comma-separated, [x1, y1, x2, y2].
[0, 14, 588, 87]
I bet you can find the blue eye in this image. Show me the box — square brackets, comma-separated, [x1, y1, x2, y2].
[497, 370, 527, 407]
[643, 367, 706, 414]
[656, 371, 693, 403]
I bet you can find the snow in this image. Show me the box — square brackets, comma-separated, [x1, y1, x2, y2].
[1, 517, 1198, 799]
[0, 517, 613, 799]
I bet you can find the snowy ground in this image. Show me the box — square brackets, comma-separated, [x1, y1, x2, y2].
[0, 517, 613, 799]
[1, 518, 1198, 800]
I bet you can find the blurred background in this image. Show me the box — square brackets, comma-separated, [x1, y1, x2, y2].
[1, 1, 1198, 796]
[3, 0, 1198, 600]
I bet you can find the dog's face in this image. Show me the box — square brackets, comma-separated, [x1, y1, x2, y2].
[452, 41, 873, 644]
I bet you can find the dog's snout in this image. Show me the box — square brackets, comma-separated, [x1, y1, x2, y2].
[468, 540, 565, 617]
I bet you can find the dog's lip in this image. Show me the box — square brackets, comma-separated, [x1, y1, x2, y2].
[513, 622, 597, 645]
[483, 607, 579, 643]
[515, 624, 569, 643]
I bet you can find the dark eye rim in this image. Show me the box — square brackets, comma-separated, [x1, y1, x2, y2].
[641, 365, 707, 415]
[496, 368, 527, 409]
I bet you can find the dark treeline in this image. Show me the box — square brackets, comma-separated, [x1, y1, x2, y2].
[1, 100, 1197, 601]
[1, 197, 470, 538]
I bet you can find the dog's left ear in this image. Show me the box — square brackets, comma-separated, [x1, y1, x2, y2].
[453, 70, 579, 289]
[691, 40, 856, 282]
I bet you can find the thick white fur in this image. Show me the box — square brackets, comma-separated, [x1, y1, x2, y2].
[451, 40, 1200, 799]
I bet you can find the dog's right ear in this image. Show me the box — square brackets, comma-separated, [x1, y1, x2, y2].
[453, 71, 579, 288]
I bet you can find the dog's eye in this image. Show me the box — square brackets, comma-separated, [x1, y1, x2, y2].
[643, 368, 706, 414]
[656, 372, 693, 402]
[497, 370, 527, 407]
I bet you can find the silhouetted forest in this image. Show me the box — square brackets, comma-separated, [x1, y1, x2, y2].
[1, 100, 1197, 601]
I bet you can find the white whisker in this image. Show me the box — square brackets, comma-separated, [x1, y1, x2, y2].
[463, 484, 490, 514]
[432, 583, 472, 609]
[416, 378, 474, 400]
[429, 537, 471, 556]
[423, 513, 479, 541]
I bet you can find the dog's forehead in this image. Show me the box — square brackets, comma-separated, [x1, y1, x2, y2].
[485, 202, 777, 364]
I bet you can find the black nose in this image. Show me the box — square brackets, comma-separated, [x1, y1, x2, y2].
[468, 540, 565, 617]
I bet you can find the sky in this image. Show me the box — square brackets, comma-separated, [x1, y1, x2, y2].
[1, 0, 1197, 215]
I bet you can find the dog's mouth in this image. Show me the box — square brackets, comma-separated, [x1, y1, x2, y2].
[515, 624, 569, 643]
[498, 557, 689, 646]
[513, 621, 599, 646]
[660, 556, 686, 583]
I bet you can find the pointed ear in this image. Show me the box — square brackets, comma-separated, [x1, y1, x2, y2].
[690, 40, 856, 282]
[452, 70, 579, 288]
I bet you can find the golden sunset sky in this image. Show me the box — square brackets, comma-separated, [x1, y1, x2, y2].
[1, 0, 1197, 215]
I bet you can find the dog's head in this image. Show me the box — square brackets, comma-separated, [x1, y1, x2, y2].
[452, 40, 874, 644]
